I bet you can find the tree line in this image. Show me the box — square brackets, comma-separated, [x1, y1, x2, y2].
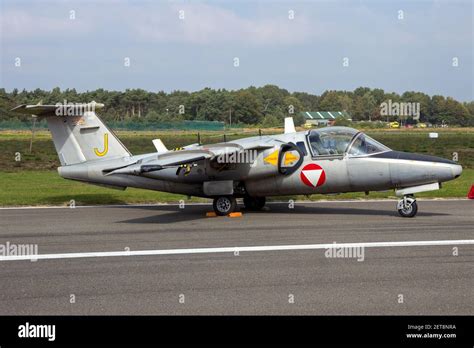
[1, 85, 473, 127]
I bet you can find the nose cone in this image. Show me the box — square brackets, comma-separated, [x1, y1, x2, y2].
[430, 163, 462, 183]
[424, 158, 462, 183]
[377, 151, 463, 186]
[451, 164, 463, 178]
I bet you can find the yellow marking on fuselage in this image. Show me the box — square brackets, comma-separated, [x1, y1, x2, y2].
[94, 133, 109, 157]
[284, 151, 299, 165]
[264, 150, 279, 166]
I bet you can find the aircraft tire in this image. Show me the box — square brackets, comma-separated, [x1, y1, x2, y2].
[397, 199, 418, 218]
[213, 196, 237, 216]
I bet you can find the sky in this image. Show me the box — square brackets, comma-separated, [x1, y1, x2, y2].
[1, 0, 473, 101]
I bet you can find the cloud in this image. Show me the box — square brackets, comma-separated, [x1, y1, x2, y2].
[1, 2, 322, 45]
[129, 3, 319, 45]
[0, 8, 95, 41]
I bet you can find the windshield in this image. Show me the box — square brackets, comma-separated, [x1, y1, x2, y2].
[307, 127, 358, 156]
[347, 133, 391, 156]
[307, 127, 390, 157]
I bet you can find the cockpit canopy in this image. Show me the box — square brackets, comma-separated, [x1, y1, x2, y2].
[306, 127, 390, 157]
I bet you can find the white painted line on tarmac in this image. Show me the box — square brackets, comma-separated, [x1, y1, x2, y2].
[1, 239, 473, 262]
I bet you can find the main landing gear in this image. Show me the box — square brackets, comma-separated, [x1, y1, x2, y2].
[212, 196, 237, 216]
[397, 195, 418, 218]
[212, 196, 267, 215]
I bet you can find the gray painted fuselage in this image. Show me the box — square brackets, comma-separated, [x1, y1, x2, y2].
[58, 129, 462, 198]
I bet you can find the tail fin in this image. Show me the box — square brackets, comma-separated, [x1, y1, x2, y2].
[12, 102, 131, 165]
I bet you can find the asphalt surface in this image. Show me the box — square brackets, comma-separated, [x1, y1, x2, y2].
[0, 200, 473, 315]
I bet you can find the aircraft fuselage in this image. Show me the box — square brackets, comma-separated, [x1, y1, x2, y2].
[58, 128, 462, 199]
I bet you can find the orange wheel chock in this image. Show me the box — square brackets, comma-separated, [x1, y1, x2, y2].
[228, 212, 243, 218]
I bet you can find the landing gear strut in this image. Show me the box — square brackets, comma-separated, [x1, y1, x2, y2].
[212, 196, 237, 216]
[243, 196, 266, 210]
[397, 196, 418, 218]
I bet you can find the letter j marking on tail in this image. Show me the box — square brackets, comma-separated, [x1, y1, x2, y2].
[94, 133, 109, 157]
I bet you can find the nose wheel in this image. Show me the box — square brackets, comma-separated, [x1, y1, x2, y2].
[397, 196, 418, 218]
[212, 196, 237, 216]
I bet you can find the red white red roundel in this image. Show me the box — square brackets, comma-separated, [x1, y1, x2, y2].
[300, 163, 326, 188]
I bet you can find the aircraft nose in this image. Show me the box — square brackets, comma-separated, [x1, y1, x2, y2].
[451, 164, 462, 178]
[383, 151, 463, 186]
[431, 161, 462, 183]
[429, 157, 462, 182]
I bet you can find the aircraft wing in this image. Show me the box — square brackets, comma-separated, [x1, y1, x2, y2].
[104, 141, 275, 176]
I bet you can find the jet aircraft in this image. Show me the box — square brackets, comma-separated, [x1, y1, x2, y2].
[12, 102, 462, 217]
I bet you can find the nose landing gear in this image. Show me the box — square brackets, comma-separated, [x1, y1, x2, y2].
[397, 196, 418, 218]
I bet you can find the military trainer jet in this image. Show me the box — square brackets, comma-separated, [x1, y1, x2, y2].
[13, 102, 462, 217]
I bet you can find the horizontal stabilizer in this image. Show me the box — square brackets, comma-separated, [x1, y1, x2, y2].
[11, 101, 104, 117]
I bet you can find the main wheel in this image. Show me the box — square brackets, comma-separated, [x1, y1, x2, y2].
[243, 196, 266, 210]
[397, 197, 418, 218]
[213, 196, 237, 216]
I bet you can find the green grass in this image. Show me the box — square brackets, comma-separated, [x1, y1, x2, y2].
[0, 170, 196, 206]
[0, 169, 472, 207]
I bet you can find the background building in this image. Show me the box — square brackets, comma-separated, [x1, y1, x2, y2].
[300, 111, 352, 127]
